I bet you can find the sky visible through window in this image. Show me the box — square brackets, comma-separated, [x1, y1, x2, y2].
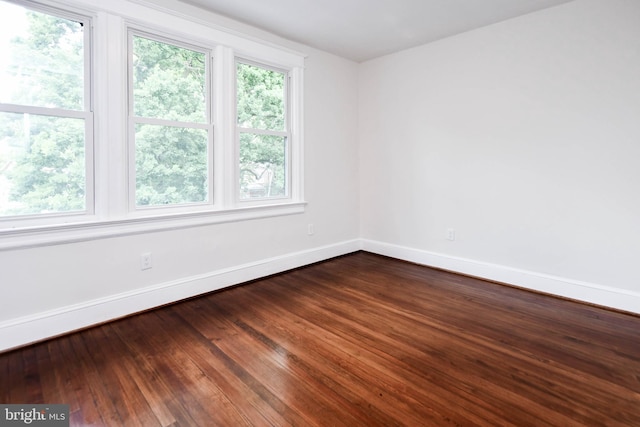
[0, 1, 87, 216]
[0, 2, 27, 213]
[0, 2, 28, 103]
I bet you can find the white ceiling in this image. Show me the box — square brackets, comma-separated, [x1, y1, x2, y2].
[176, 0, 574, 62]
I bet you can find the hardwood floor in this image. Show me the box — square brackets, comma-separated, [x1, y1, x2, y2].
[2, 251, 639, 426]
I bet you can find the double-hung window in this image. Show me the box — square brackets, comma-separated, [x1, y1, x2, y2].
[0, 0, 92, 220]
[0, 0, 304, 249]
[237, 61, 289, 200]
[129, 32, 212, 210]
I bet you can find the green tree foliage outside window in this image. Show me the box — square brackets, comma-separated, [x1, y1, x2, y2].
[0, 1, 294, 218]
[0, 113, 85, 214]
[237, 62, 287, 199]
[132, 35, 208, 207]
[0, 3, 86, 216]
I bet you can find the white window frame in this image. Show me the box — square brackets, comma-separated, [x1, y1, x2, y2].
[0, 0, 305, 251]
[235, 59, 291, 204]
[0, 0, 94, 228]
[127, 29, 215, 213]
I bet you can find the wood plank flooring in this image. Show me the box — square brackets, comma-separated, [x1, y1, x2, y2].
[1, 251, 639, 426]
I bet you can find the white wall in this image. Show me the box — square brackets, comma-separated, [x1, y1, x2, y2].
[359, 0, 640, 312]
[3, 0, 639, 352]
[0, 0, 360, 351]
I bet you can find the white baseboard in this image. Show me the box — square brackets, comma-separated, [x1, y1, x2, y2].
[361, 239, 640, 315]
[3, 238, 637, 352]
[0, 239, 361, 352]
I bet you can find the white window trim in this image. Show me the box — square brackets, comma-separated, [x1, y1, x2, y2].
[0, 0, 95, 221]
[0, 202, 307, 250]
[126, 29, 215, 213]
[0, 0, 306, 251]
[236, 59, 291, 204]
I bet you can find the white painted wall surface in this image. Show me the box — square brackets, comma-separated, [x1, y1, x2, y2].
[3, 0, 640, 351]
[0, 0, 360, 351]
[359, 0, 640, 311]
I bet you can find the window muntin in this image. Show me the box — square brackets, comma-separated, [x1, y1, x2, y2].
[129, 33, 212, 208]
[236, 61, 289, 200]
[0, 0, 91, 218]
[0, 112, 86, 216]
[0, 1, 85, 110]
[0, 0, 304, 239]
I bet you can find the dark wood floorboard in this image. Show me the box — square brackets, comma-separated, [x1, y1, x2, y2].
[1, 251, 639, 426]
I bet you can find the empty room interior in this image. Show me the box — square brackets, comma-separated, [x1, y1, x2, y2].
[1, 0, 639, 425]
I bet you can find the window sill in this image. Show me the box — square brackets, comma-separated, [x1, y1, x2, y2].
[0, 202, 306, 251]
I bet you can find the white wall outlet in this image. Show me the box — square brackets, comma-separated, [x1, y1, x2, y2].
[140, 252, 153, 270]
[307, 223, 315, 235]
[446, 228, 456, 241]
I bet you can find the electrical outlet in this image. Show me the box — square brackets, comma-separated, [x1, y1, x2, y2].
[141, 252, 153, 270]
[446, 228, 456, 241]
[307, 223, 315, 235]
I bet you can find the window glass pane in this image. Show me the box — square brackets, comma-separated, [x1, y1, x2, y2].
[0, 112, 85, 216]
[0, 1, 84, 110]
[135, 124, 208, 206]
[133, 36, 206, 123]
[239, 133, 286, 199]
[237, 63, 285, 131]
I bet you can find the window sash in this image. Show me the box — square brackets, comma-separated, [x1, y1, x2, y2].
[236, 59, 291, 202]
[0, 0, 93, 221]
[127, 29, 214, 211]
[0, 0, 304, 237]
[237, 131, 290, 201]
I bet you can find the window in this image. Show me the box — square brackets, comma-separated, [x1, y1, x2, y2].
[0, 0, 304, 248]
[237, 61, 288, 200]
[129, 33, 212, 209]
[0, 0, 92, 218]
